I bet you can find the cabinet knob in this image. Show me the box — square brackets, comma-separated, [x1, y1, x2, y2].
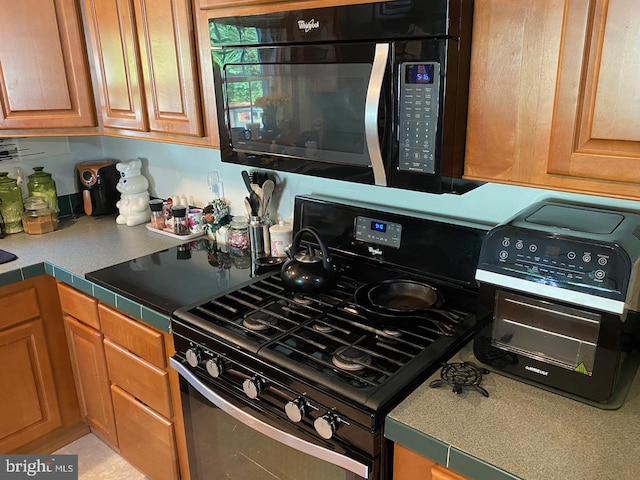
[185, 347, 201, 368]
[314, 412, 339, 439]
[284, 397, 307, 423]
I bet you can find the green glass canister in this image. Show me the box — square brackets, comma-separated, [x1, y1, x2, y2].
[0, 172, 25, 234]
[27, 166, 59, 229]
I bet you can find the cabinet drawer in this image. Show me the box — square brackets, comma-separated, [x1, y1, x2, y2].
[104, 338, 172, 418]
[98, 304, 165, 367]
[58, 283, 100, 330]
[0, 287, 39, 330]
[111, 385, 179, 480]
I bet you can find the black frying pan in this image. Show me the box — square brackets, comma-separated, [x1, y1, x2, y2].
[352, 280, 458, 335]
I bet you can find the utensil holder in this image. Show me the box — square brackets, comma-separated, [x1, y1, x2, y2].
[249, 216, 265, 257]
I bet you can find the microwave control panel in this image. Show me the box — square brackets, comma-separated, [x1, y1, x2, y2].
[398, 62, 440, 174]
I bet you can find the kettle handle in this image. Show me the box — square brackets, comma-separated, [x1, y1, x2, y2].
[289, 227, 333, 271]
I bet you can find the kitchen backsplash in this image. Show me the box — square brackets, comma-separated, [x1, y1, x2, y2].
[3, 135, 640, 227]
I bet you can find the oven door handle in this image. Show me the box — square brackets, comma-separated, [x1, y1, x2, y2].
[365, 43, 389, 187]
[170, 357, 371, 479]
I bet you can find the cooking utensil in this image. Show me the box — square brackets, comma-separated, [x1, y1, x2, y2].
[249, 191, 260, 216]
[261, 179, 274, 217]
[244, 197, 252, 217]
[250, 184, 264, 215]
[365, 279, 462, 322]
[241, 170, 252, 193]
[280, 227, 340, 293]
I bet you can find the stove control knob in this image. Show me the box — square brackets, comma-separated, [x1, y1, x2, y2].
[314, 413, 339, 440]
[205, 357, 226, 378]
[285, 397, 307, 423]
[243, 376, 265, 399]
[185, 348, 201, 368]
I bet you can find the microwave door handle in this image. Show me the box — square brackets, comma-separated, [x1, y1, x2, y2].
[365, 43, 389, 187]
[170, 357, 371, 479]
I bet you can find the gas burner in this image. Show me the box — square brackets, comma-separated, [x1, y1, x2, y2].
[429, 361, 490, 397]
[332, 346, 372, 372]
[382, 329, 402, 338]
[292, 294, 313, 305]
[242, 312, 278, 331]
[313, 322, 334, 333]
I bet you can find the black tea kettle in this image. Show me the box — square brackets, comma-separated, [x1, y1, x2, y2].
[280, 227, 339, 294]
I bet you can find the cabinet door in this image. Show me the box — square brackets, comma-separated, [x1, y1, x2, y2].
[83, 0, 148, 131]
[0, 0, 95, 129]
[133, 0, 203, 136]
[0, 319, 62, 452]
[64, 315, 118, 446]
[464, 0, 640, 199]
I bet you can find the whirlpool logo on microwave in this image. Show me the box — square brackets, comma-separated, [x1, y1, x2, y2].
[298, 19, 320, 32]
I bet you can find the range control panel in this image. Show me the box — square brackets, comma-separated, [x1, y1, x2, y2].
[477, 226, 631, 301]
[398, 62, 440, 174]
[354, 216, 402, 248]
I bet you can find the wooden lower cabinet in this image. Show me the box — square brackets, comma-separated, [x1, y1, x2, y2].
[59, 283, 187, 479]
[394, 444, 467, 480]
[0, 276, 85, 454]
[112, 385, 179, 480]
[63, 315, 118, 446]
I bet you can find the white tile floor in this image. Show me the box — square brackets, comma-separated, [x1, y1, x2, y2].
[53, 433, 147, 480]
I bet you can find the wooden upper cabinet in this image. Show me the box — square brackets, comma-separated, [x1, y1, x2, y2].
[84, 0, 203, 138]
[0, 0, 96, 130]
[198, 0, 379, 17]
[464, 0, 640, 200]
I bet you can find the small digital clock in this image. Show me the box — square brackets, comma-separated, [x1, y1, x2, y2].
[371, 221, 387, 233]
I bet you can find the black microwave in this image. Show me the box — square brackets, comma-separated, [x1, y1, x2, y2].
[210, 0, 478, 194]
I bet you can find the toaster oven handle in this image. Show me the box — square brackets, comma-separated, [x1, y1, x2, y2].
[170, 357, 371, 479]
[365, 43, 389, 187]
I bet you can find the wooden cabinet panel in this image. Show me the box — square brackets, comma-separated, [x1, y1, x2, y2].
[99, 303, 166, 367]
[464, 0, 640, 199]
[112, 384, 179, 480]
[83, 0, 147, 131]
[393, 444, 468, 480]
[0, 287, 39, 329]
[0, 319, 62, 452]
[64, 315, 118, 446]
[198, 0, 379, 16]
[0, 0, 96, 129]
[85, 0, 204, 140]
[58, 283, 100, 330]
[104, 338, 172, 418]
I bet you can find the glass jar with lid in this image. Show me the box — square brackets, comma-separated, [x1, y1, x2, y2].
[27, 166, 59, 229]
[22, 197, 55, 234]
[0, 172, 25, 234]
[228, 216, 250, 251]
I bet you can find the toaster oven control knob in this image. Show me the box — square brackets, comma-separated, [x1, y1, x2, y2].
[205, 357, 226, 378]
[314, 413, 339, 440]
[185, 347, 201, 368]
[243, 376, 265, 399]
[285, 398, 307, 423]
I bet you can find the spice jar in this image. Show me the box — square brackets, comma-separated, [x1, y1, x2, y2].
[149, 199, 165, 230]
[22, 197, 55, 234]
[171, 205, 188, 235]
[0, 172, 25, 234]
[27, 166, 59, 229]
[228, 216, 250, 251]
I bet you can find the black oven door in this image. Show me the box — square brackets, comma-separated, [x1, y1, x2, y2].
[170, 358, 374, 480]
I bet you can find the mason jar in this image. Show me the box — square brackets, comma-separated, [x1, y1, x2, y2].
[0, 172, 25, 234]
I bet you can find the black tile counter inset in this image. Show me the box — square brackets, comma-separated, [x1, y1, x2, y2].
[86, 239, 257, 317]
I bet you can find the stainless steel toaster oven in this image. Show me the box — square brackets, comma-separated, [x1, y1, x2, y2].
[474, 200, 640, 405]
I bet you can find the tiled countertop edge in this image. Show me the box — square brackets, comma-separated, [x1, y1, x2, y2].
[0, 262, 171, 333]
[385, 416, 521, 480]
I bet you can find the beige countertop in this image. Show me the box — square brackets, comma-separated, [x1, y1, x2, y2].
[386, 343, 640, 480]
[0, 215, 180, 276]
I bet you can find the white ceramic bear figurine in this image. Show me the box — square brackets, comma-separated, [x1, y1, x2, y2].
[115, 159, 151, 227]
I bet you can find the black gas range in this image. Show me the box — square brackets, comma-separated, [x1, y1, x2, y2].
[170, 195, 489, 480]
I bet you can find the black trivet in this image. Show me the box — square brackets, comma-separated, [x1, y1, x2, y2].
[430, 361, 490, 397]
